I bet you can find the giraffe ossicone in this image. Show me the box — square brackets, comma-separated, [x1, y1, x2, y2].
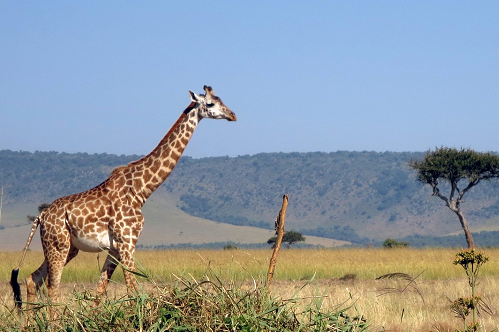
[11, 86, 236, 311]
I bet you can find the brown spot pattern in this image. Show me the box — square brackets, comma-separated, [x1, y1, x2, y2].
[18, 87, 235, 310]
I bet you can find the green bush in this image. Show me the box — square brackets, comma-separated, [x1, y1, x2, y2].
[382, 238, 409, 248]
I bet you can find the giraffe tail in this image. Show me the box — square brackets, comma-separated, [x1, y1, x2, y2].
[10, 269, 21, 310]
[11, 215, 41, 310]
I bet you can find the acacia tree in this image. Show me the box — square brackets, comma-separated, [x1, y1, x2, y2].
[267, 231, 305, 248]
[409, 147, 499, 248]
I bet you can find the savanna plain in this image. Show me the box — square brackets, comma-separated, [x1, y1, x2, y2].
[1, 248, 498, 331]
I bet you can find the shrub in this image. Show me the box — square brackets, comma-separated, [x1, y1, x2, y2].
[382, 238, 409, 248]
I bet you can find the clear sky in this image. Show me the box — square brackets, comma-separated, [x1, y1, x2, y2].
[1, 2, 498, 158]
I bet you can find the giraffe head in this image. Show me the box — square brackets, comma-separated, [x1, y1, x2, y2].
[187, 86, 237, 122]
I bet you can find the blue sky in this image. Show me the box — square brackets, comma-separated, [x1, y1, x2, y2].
[1, 2, 498, 158]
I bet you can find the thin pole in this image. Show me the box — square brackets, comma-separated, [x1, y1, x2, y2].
[267, 194, 288, 286]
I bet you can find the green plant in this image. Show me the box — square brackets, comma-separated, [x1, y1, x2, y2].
[451, 249, 492, 331]
[1, 267, 371, 331]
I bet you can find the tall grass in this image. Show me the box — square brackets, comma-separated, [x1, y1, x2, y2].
[1, 248, 499, 331]
[5, 248, 499, 284]
[0, 265, 369, 331]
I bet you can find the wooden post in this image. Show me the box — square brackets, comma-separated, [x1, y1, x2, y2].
[267, 194, 288, 287]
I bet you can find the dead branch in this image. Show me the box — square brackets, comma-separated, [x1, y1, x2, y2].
[267, 194, 288, 287]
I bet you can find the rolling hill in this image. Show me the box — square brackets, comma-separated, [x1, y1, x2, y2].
[1, 149, 499, 248]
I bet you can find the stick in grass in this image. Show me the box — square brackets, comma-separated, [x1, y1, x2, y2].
[267, 194, 288, 286]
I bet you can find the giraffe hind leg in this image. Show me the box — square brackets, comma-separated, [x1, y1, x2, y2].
[22, 246, 76, 318]
[45, 245, 75, 305]
[64, 246, 79, 266]
[26, 260, 49, 305]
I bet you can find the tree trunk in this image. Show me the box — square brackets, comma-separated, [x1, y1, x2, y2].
[454, 210, 475, 249]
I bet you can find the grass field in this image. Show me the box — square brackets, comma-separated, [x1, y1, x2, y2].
[1, 248, 499, 331]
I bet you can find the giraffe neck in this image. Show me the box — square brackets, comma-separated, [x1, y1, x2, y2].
[124, 104, 200, 204]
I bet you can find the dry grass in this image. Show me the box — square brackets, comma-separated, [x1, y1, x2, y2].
[272, 277, 499, 331]
[1, 248, 499, 331]
[5, 247, 497, 281]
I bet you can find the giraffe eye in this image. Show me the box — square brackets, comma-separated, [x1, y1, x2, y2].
[206, 103, 215, 107]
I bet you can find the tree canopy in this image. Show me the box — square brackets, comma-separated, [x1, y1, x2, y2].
[409, 147, 499, 248]
[410, 147, 499, 186]
[267, 231, 305, 248]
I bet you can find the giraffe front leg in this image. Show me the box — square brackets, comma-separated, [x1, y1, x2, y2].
[94, 251, 119, 306]
[112, 216, 142, 295]
[101, 214, 142, 302]
[118, 246, 139, 293]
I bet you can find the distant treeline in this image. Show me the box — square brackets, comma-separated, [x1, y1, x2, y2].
[398, 230, 499, 248]
[136, 241, 320, 250]
[135, 230, 499, 250]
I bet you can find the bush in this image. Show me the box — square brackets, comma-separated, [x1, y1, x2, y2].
[382, 238, 409, 248]
[223, 244, 237, 250]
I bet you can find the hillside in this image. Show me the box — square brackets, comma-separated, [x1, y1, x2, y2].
[1, 149, 499, 247]
[0, 189, 347, 251]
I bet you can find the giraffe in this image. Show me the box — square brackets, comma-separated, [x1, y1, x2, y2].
[11, 85, 236, 310]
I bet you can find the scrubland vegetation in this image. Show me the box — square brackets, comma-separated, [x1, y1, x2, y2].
[1, 248, 498, 331]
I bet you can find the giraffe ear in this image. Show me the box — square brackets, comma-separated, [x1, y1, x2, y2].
[188, 90, 199, 102]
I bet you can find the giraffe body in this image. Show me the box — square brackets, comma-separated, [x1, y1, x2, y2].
[11, 86, 236, 309]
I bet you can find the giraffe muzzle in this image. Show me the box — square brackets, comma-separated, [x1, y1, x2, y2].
[226, 111, 237, 122]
